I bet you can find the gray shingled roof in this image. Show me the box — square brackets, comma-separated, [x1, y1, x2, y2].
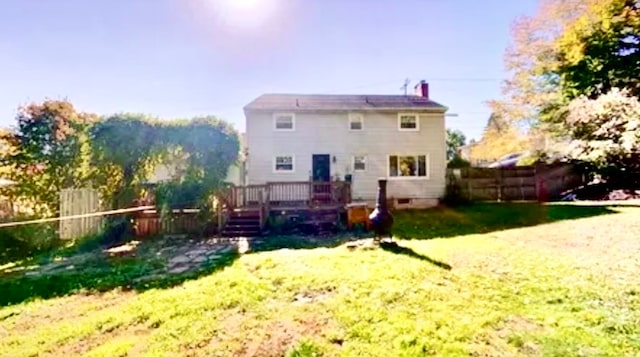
[244, 94, 447, 112]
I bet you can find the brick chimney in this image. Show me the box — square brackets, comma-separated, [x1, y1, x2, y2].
[414, 80, 429, 99]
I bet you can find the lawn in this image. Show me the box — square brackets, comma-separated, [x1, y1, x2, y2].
[1, 203, 639, 356]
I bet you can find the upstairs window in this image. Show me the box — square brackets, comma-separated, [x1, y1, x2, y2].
[349, 113, 364, 131]
[389, 155, 428, 178]
[398, 114, 419, 131]
[273, 113, 295, 131]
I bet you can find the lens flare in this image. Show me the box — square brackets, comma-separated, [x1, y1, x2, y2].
[211, 0, 279, 31]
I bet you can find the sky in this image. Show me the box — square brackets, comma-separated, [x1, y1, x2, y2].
[0, 0, 538, 140]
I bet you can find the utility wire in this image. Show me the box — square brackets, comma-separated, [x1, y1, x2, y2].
[0, 206, 155, 228]
[320, 77, 505, 94]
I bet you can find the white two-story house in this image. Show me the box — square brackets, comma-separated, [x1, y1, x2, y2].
[243, 81, 448, 209]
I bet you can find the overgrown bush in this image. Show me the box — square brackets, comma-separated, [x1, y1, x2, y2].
[442, 173, 471, 207]
[447, 155, 471, 168]
[0, 220, 58, 264]
[100, 216, 134, 247]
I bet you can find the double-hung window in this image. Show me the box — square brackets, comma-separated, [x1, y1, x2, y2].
[274, 155, 294, 172]
[273, 113, 295, 131]
[353, 155, 366, 171]
[349, 113, 364, 131]
[398, 113, 419, 131]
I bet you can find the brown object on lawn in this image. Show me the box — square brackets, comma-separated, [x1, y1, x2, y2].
[369, 179, 394, 239]
[346, 202, 371, 230]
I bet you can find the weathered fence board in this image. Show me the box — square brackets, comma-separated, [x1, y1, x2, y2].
[59, 188, 102, 240]
[448, 164, 584, 202]
[133, 209, 206, 237]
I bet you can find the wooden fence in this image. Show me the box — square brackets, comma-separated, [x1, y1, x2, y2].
[447, 164, 585, 202]
[59, 188, 103, 240]
[132, 209, 211, 237]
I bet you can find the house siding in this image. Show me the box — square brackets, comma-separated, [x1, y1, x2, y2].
[245, 111, 446, 202]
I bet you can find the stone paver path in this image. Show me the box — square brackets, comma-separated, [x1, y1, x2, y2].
[165, 238, 239, 274]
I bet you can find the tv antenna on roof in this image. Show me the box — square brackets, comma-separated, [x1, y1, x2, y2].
[400, 78, 411, 95]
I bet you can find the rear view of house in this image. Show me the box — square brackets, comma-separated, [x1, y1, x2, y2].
[243, 81, 449, 208]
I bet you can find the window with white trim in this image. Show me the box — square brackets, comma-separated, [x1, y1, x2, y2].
[273, 113, 295, 131]
[274, 155, 294, 172]
[353, 155, 366, 171]
[349, 113, 364, 130]
[389, 155, 428, 178]
[398, 114, 419, 131]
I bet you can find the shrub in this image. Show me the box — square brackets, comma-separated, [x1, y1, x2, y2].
[442, 172, 471, 207]
[0, 220, 58, 263]
[447, 155, 471, 168]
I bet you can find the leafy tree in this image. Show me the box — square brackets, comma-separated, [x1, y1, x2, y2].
[90, 115, 240, 210]
[155, 116, 241, 213]
[1, 100, 94, 215]
[90, 114, 163, 209]
[556, 0, 640, 100]
[494, 0, 640, 154]
[564, 88, 640, 184]
[493, 0, 615, 138]
[446, 129, 467, 161]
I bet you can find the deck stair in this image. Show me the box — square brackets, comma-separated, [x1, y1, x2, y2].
[220, 208, 262, 237]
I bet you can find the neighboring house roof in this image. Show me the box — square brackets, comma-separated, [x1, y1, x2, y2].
[244, 94, 447, 112]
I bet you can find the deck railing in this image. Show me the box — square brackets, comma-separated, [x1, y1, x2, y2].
[219, 181, 351, 210]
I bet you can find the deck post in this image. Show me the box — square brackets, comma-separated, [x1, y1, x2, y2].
[216, 199, 223, 236]
[258, 190, 264, 230]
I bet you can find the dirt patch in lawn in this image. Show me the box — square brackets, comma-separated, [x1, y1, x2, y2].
[202, 309, 338, 357]
[471, 316, 543, 357]
[49, 323, 150, 357]
[6, 291, 134, 331]
[241, 318, 335, 357]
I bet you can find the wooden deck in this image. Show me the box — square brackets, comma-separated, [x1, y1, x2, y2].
[219, 181, 352, 210]
[217, 181, 352, 236]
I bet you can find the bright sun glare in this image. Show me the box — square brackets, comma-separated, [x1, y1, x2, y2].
[212, 0, 279, 31]
[228, 0, 260, 10]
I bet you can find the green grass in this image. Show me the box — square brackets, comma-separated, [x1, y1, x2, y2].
[1, 203, 639, 356]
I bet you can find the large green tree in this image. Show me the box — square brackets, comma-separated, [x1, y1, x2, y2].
[556, 0, 640, 100]
[90, 115, 240, 210]
[90, 114, 163, 208]
[494, 0, 640, 160]
[495, 0, 596, 127]
[494, 0, 640, 130]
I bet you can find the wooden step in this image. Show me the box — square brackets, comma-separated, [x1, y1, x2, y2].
[224, 223, 260, 230]
[230, 210, 261, 218]
[227, 217, 260, 224]
[221, 228, 262, 237]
